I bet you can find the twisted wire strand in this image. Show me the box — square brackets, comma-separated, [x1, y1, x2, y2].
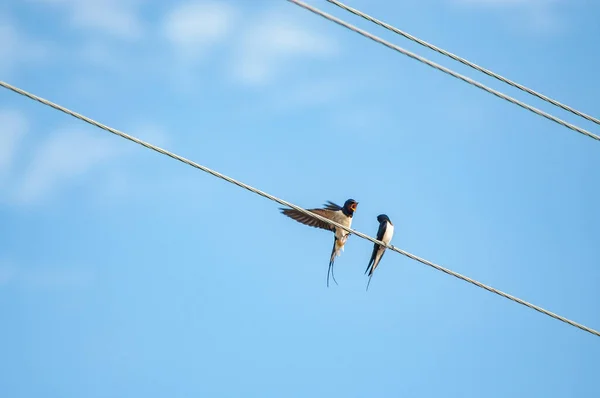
[326, 0, 600, 127]
[288, 0, 600, 142]
[1, 79, 597, 337]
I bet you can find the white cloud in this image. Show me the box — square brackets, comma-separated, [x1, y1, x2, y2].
[0, 109, 28, 177]
[16, 128, 124, 204]
[162, 1, 237, 60]
[159, 2, 340, 87]
[128, 122, 169, 147]
[27, 0, 144, 40]
[0, 17, 52, 75]
[0, 112, 173, 206]
[75, 39, 162, 80]
[232, 12, 340, 86]
[78, 41, 124, 71]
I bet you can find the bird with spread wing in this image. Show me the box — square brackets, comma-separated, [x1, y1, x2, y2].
[280, 199, 358, 287]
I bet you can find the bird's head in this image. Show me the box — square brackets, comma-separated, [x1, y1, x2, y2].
[343, 199, 358, 215]
[377, 214, 390, 223]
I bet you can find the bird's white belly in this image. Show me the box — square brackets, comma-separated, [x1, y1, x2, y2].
[332, 212, 352, 254]
[335, 227, 348, 242]
[382, 223, 394, 245]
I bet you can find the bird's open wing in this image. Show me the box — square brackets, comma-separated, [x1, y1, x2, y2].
[280, 207, 338, 231]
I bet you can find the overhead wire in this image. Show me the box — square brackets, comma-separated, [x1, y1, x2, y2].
[286, 0, 600, 142]
[1, 79, 598, 338]
[326, 0, 600, 127]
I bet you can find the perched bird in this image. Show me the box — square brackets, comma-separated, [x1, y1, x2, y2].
[280, 199, 358, 287]
[365, 214, 394, 290]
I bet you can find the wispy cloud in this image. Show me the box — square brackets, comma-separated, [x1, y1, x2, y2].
[0, 16, 53, 75]
[231, 10, 340, 86]
[78, 41, 125, 72]
[26, 0, 145, 40]
[0, 108, 172, 206]
[128, 122, 170, 148]
[162, 1, 237, 60]
[158, 2, 341, 88]
[0, 109, 28, 178]
[16, 128, 125, 204]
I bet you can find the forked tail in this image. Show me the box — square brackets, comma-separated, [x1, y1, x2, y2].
[327, 232, 349, 287]
[327, 237, 340, 287]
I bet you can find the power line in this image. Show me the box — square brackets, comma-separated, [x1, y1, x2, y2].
[1, 79, 598, 338]
[326, 0, 600, 127]
[287, 0, 600, 142]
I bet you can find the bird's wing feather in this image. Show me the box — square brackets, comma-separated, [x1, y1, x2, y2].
[376, 221, 387, 241]
[323, 201, 342, 211]
[280, 208, 338, 231]
[372, 221, 388, 255]
[366, 221, 387, 275]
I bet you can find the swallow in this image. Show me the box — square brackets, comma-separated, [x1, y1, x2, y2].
[280, 198, 358, 287]
[365, 214, 394, 290]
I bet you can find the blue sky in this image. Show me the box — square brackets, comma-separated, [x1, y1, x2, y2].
[1, 0, 599, 396]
